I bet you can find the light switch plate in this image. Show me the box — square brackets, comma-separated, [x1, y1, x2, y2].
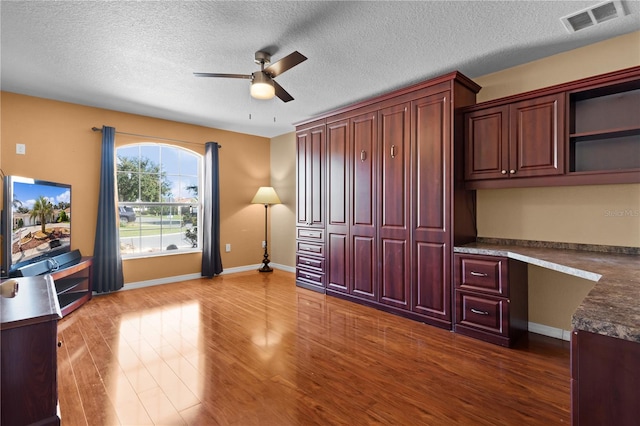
[16, 143, 26, 155]
[225, 243, 231, 252]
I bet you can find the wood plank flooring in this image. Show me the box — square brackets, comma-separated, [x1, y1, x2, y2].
[57, 270, 571, 425]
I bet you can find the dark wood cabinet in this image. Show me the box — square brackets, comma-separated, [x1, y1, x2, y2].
[464, 66, 640, 188]
[465, 94, 564, 181]
[571, 330, 640, 425]
[1, 275, 62, 426]
[296, 122, 325, 228]
[296, 121, 326, 291]
[453, 253, 528, 347]
[411, 92, 452, 323]
[351, 111, 378, 301]
[378, 102, 411, 309]
[295, 71, 480, 329]
[326, 118, 349, 294]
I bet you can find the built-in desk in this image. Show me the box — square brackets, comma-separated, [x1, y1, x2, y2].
[454, 240, 639, 341]
[1, 275, 62, 426]
[454, 239, 640, 425]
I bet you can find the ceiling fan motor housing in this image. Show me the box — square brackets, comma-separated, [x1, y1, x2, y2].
[254, 51, 271, 66]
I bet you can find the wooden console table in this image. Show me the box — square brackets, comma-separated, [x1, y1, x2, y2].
[1, 275, 62, 426]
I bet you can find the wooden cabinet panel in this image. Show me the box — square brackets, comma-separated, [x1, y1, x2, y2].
[379, 103, 409, 230]
[327, 233, 348, 293]
[296, 124, 325, 227]
[411, 93, 451, 322]
[378, 103, 410, 309]
[465, 106, 509, 180]
[350, 111, 377, 300]
[327, 119, 349, 227]
[380, 238, 409, 308]
[510, 94, 564, 177]
[325, 119, 349, 294]
[413, 242, 448, 319]
[571, 330, 640, 425]
[352, 236, 376, 300]
[464, 93, 564, 182]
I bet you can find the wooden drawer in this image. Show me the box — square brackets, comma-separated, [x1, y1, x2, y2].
[296, 255, 325, 273]
[454, 254, 508, 296]
[297, 227, 324, 241]
[455, 291, 508, 337]
[296, 269, 323, 285]
[296, 241, 325, 257]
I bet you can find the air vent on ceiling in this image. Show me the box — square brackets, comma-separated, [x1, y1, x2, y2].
[561, 0, 627, 33]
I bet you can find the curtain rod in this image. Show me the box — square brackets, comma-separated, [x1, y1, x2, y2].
[91, 127, 221, 148]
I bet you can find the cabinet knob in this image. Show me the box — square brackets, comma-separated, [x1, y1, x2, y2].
[501, 170, 507, 175]
[509, 169, 516, 174]
[58, 341, 63, 348]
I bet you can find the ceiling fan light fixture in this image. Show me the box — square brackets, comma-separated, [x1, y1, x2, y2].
[251, 72, 275, 100]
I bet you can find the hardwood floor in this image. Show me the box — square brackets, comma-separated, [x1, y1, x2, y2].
[57, 270, 571, 425]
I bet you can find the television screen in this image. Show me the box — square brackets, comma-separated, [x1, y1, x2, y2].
[2, 176, 71, 277]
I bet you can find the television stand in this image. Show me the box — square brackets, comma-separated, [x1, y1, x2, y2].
[51, 256, 93, 317]
[13, 249, 93, 317]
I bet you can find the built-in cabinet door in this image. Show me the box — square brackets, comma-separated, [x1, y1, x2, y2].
[350, 111, 377, 300]
[378, 102, 411, 309]
[509, 94, 565, 178]
[411, 92, 451, 322]
[296, 124, 325, 227]
[326, 119, 350, 293]
[464, 106, 509, 180]
[465, 93, 564, 181]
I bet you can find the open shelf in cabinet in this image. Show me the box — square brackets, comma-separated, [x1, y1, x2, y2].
[50, 257, 93, 317]
[569, 83, 640, 174]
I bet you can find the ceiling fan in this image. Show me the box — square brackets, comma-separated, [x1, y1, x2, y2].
[194, 50, 307, 102]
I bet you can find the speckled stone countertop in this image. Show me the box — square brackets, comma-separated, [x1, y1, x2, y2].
[454, 239, 640, 343]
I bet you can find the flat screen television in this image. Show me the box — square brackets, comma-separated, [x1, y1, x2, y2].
[1, 176, 72, 278]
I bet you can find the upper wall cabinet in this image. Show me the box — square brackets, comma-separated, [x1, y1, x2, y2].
[465, 94, 564, 181]
[463, 66, 640, 189]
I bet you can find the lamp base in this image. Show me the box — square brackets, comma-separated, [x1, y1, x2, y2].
[258, 263, 273, 273]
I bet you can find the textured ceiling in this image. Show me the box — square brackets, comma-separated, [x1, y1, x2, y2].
[1, 1, 639, 138]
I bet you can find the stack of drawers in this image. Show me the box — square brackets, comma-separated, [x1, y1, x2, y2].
[453, 253, 528, 347]
[295, 228, 325, 292]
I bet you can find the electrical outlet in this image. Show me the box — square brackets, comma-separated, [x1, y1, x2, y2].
[16, 144, 26, 155]
[225, 243, 231, 252]
[262, 240, 266, 248]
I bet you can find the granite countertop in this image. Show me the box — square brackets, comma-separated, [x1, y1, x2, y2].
[454, 239, 640, 343]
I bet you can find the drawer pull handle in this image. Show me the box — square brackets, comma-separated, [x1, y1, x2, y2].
[470, 271, 488, 277]
[471, 308, 489, 316]
[391, 144, 396, 158]
[361, 150, 367, 162]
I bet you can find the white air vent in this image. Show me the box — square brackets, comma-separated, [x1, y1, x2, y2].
[561, 0, 627, 33]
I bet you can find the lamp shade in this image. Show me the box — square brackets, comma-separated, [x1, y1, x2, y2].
[250, 72, 275, 100]
[251, 187, 281, 205]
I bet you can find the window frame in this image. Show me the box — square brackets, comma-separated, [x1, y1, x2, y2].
[115, 143, 203, 259]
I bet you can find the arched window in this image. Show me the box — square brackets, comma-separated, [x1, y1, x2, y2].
[116, 143, 201, 256]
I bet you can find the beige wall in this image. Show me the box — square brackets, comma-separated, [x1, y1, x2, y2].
[473, 31, 640, 330]
[270, 132, 297, 268]
[0, 92, 271, 284]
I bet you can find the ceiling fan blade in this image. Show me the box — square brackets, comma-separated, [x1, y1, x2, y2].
[263, 51, 307, 77]
[193, 72, 252, 79]
[273, 80, 294, 103]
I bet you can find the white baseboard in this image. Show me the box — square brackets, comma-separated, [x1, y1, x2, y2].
[270, 263, 296, 273]
[528, 321, 572, 341]
[113, 263, 294, 292]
